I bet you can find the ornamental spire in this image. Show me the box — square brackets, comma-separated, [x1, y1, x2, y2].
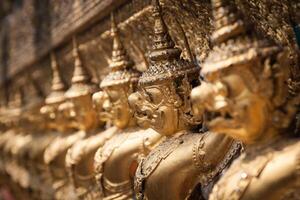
[202, 0, 280, 74]
[45, 53, 67, 104]
[71, 35, 91, 84]
[14, 86, 25, 108]
[149, 0, 181, 62]
[109, 12, 134, 71]
[138, 0, 199, 85]
[50, 52, 66, 92]
[100, 12, 140, 88]
[211, 0, 247, 45]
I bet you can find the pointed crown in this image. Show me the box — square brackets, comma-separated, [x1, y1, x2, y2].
[6, 87, 24, 121]
[66, 36, 98, 98]
[45, 53, 67, 104]
[19, 76, 45, 116]
[138, 0, 199, 86]
[202, 0, 281, 74]
[100, 13, 140, 88]
[29, 75, 45, 101]
[11, 86, 25, 109]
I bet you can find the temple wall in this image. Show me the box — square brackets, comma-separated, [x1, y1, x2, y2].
[0, 0, 299, 102]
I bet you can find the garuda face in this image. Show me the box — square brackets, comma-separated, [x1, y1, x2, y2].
[40, 104, 57, 130]
[129, 82, 185, 136]
[68, 94, 97, 131]
[40, 102, 72, 132]
[191, 51, 292, 144]
[56, 84, 98, 132]
[193, 66, 268, 143]
[94, 84, 134, 129]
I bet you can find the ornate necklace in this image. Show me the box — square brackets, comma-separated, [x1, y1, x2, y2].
[135, 132, 191, 200]
[94, 127, 139, 194]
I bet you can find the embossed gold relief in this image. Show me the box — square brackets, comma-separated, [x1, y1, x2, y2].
[92, 13, 162, 200]
[0, 88, 32, 200]
[0, 0, 300, 200]
[127, 1, 241, 200]
[0, 76, 53, 200]
[17, 77, 57, 200]
[235, 0, 300, 83]
[64, 30, 117, 199]
[44, 36, 103, 200]
[191, 0, 300, 199]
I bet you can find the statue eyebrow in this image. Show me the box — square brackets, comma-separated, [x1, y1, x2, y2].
[142, 89, 152, 102]
[138, 88, 148, 100]
[140, 87, 163, 103]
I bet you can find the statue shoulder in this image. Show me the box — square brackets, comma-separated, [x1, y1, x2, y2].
[270, 139, 300, 177]
[275, 139, 300, 181]
[29, 133, 55, 160]
[65, 127, 117, 167]
[94, 128, 130, 173]
[118, 128, 163, 159]
[14, 134, 33, 157]
[44, 131, 85, 164]
[136, 133, 193, 181]
[209, 139, 300, 200]
[287, 139, 300, 198]
[252, 139, 300, 199]
[65, 138, 88, 167]
[0, 130, 15, 147]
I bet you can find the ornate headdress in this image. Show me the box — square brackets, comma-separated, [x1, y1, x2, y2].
[100, 13, 140, 88]
[21, 76, 46, 119]
[138, 0, 199, 86]
[202, 0, 281, 74]
[65, 36, 98, 98]
[45, 53, 67, 105]
[11, 86, 25, 110]
[203, 0, 299, 130]
[6, 87, 24, 124]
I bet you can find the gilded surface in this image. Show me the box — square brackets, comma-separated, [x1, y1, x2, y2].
[46, 36, 102, 200]
[65, 127, 118, 200]
[190, 0, 300, 200]
[210, 139, 300, 200]
[128, 1, 241, 199]
[0, 0, 300, 199]
[93, 13, 163, 200]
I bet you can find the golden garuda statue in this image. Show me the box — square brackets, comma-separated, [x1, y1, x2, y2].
[191, 0, 300, 199]
[1, 88, 33, 200]
[0, 97, 10, 185]
[128, 0, 241, 199]
[7, 81, 46, 200]
[93, 12, 162, 200]
[64, 30, 117, 199]
[38, 52, 71, 200]
[15, 76, 58, 200]
[44, 36, 99, 200]
[1, 0, 300, 199]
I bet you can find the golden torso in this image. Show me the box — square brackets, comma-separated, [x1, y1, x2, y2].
[0, 130, 15, 190]
[44, 130, 86, 200]
[0, 129, 16, 172]
[65, 126, 118, 200]
[94, 127, 162, 200]
[135, 131, 240, 200]
[0, 130, 34, 200]
[23, 131, 58, 200]
[6, 132, 33, 189]
[209, 138, 300, 200]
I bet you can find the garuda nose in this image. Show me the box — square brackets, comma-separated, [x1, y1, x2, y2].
[191, 82, 216, 116]
[128, 92, 142, 111]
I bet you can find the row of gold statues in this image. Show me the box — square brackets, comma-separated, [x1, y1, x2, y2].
[0, 0, 300, 199]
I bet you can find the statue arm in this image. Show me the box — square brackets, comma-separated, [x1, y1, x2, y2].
[193, 131, 240, 185]
[244, 144, 300, 199]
